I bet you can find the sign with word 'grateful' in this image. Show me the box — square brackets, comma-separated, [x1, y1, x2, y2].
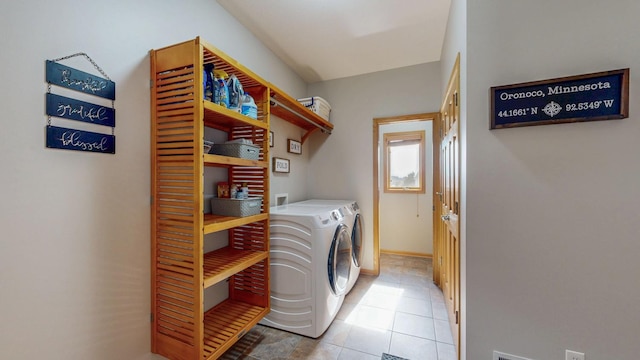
[46, 93, 115, 127]
[490, 68, 629, 129]
[46, 126, 115, 154]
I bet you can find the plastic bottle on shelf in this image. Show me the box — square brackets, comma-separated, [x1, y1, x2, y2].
[227, 75, 244, 112]
[203, 64, 214, 101]
[214, 69, 229, 108]
[241, 92, 258, 119]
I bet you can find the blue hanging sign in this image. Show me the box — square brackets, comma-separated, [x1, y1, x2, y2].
[46, 93, 115, 127]
[46, 60, 116, 100]
[490, 68, 629, 129]
[46, 126, 115, 154]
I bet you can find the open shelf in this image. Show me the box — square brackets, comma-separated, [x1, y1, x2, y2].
[203, 247, 268, 288]
[203, 213, 268, 234]
[269, 85, 333, 143]
[202, 299, 269, 360]
[203, 101, 268, 132]
[204, 153, 267, 168]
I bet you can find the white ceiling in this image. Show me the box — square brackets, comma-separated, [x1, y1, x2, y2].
[217, 0, 451, 83]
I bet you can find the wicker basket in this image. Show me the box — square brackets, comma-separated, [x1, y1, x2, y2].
[209, 143, 260, 160]
[210, 197, 262, 217]
[297, 96, 331, 122]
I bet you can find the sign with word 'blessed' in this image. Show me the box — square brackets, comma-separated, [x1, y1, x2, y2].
[46, 126, 115, 154]
[490, 68, 629, 129]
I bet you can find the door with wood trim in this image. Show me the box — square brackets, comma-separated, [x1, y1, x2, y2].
[435, 54, 460, 354]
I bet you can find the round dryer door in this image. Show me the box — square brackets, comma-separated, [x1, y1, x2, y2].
[328, 223, 352, 296]
[351, 213, 363, 267]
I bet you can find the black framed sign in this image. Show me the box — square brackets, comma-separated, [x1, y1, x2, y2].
[490, 68, 629, 129]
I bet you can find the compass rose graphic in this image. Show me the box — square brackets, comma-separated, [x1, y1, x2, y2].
[542, 101, 562, 117]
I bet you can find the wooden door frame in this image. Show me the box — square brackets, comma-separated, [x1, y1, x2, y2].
[371, 113, 439, 275]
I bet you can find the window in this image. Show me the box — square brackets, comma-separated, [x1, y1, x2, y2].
[383, 130, 425, 193]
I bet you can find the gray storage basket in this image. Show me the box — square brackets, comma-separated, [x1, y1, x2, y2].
[209, 143, 260, 160]
[210, 197, 262, 217]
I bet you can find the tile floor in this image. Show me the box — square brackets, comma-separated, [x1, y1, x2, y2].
[221, 253, 456, 360]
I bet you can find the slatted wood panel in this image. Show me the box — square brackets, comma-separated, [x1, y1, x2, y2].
[151, 43, 201, 359]
[230, 260, 269, 307]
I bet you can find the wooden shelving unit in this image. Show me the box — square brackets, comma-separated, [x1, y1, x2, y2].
[150, 37, 271, 360]
[270, 84, 334, 143]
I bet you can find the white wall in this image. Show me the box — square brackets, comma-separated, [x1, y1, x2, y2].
[379, 121, 433, 255]
[269, 117, 310, 204]
[307, 63, 442, 271]
[439, 0, 467, 357]
[0, 1, 305, 359]
[465, 1, 640, 359]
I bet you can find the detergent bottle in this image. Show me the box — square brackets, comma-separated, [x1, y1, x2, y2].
[214, 69, 229, 108]
[203, 64, 215, 102]
[227, 74, 244, 112]
[241, 92, 258, 119]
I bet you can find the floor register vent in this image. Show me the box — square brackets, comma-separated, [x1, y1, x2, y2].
[493, 351, 535, 360]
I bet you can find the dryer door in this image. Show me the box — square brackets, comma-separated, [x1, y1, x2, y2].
[351, 213, 363, 267]
[328, 223, 352, 296]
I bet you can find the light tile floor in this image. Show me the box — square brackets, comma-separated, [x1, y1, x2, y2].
[221, 253, 456, 360]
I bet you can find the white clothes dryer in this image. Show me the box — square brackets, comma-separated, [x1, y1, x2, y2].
[261, 204, 352, 338]
[293, 200, 363, 294]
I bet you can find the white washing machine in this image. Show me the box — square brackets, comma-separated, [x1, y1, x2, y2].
[293, 200, 363, 294]
[261, 204, 352, 338]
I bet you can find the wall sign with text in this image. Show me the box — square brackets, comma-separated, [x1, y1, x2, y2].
[45, 53, 116, 154]
[490, 68, 629, 129]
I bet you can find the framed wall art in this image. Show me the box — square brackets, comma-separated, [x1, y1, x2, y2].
[287, 139, 302, 154]
[273, 157, 290, 173]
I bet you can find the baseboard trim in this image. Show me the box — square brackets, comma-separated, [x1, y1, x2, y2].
[360, 269, 377, 276]
[380, 249, 432, 259]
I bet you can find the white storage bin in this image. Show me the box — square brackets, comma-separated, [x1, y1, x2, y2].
[297, 96, 331, 122]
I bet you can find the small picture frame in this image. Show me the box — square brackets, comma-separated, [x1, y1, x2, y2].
[269, 131, 274, 148]
[287, 139, 302, 154]
[273, 157, 290, 173]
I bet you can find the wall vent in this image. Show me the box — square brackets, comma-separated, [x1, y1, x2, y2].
[493, 351, 535, 360]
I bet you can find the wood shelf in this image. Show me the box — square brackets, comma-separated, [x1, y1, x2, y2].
[203, 101, 268, 132]
[151, 37, 271, 360]
[204, 153, 268, 168]
[203, 213, 268, 234]
[203, 247, 268, 288]
[269, 84, 333, 143]
[202, 299, 269, 360]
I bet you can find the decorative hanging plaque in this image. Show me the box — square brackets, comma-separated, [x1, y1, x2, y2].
[46, 93, 115, 127]
[45, 60, 115, 99]
[46, 126, 115, 154]
[45, 53, 116, 154]
[490, 68, 629, 129]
